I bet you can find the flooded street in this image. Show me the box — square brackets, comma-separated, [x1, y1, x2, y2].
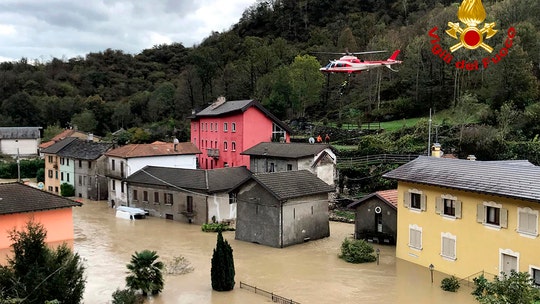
[73, 199, 477, 304]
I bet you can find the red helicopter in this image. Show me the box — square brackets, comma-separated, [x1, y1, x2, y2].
[318, 50, 402, 74]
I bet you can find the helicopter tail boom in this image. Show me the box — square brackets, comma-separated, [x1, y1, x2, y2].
[387, 50, 401, 61]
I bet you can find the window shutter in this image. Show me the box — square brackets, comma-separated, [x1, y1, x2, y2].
[531, 213, 538, 234]
[403, 191, 410, 208]
[420, 194, 427, 211]
[410, 228, 421, 249]
[435, 197, 442, 214]
[476, 204, 484, 223]
[455, 201, 462, 219]
[518, 211, 528, 232]
[500, 208, 508, 228]
[442, 237, 455, 258]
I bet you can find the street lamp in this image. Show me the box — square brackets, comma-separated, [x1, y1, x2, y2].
[429, 264, 434, 283]
[376, 248, 380, 265]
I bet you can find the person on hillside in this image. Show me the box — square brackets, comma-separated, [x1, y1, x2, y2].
[325, 134, 330, 143]
[316, 134, 322, 143]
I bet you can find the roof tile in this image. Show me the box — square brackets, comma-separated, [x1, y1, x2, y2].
[0, 182, 81, 215]
[383, 156, 540, 202]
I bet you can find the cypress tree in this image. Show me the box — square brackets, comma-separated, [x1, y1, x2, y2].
[211, 230, 235, 291]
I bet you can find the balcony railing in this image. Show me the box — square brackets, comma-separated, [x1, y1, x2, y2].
[207, 148, 219, 159]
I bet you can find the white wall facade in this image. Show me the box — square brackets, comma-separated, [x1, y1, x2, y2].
[108, 154, 198, 207]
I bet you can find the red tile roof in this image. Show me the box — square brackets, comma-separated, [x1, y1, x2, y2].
[105, 142, 201, 158]
[376, 189, 398, 207]
[39, 129, 101, 149]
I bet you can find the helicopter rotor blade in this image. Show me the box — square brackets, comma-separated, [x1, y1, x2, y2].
[349, 50, 388, 55]
[311, 50, 388, 56]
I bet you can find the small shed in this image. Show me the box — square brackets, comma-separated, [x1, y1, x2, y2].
[233, 170, 334, 248]
[348, 189, 398, 245]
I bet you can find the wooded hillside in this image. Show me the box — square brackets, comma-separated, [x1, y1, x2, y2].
[0, 0, 538, 152]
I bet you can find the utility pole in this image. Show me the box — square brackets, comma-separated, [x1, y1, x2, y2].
[427, 108, 432, 156]
[17, 148, 21, 182]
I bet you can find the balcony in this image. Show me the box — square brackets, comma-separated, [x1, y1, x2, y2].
[207, 148, 219, 159]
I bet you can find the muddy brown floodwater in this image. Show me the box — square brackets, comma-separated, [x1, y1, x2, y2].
[71, 199, 477, 304]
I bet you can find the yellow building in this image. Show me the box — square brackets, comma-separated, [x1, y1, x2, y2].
[384, 156, 540, 285]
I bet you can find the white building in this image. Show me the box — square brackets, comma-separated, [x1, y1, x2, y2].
[104, 141, 201, 207]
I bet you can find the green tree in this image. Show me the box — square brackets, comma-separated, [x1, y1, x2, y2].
[60, 183, 75, 197]
[473, 271, 540, 304]
[257, 66, 294, 119]
[289, 54, 324, 117]
[452, 93, 488, 145]
[71, 110, 98, 133]
[125, 250, 164, 296]
[496, 101, 520, 141]
[36, 168, 45, 183]
[42, 124, 64, 142]
[338, 238, 377, 263]
[112, 288, 143, 304]
[148, 82, 176, 121]
[0, 221, 86, 304]
[211, 231, 235, 291]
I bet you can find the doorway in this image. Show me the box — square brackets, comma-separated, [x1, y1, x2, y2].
[500, 252, 518, 275]
[375, 209, 383, 233]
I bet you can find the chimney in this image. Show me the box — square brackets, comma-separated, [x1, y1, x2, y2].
[210, 96, 227, 109]
[467, 155, 477, 161]
[431, 143, 443, 158]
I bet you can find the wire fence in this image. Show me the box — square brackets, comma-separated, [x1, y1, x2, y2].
[239, 281, 300, 304]
[337, 153, 422, 168]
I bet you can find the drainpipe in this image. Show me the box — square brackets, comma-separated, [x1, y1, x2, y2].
[280, 201, 284, 248]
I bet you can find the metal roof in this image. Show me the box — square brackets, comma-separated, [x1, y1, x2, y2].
[383, 156, 540, 202]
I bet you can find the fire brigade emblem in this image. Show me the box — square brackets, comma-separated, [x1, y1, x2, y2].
[445, 0, 497, 53]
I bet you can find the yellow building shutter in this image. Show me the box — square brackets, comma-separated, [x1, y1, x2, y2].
[455, 200, 462, 218]
[476, 204, 484, 223]
[420, 194, 427, 211]
[435, 197, 442, 214]
[403, 191, 410, 208]
[500, 208, 508, 228]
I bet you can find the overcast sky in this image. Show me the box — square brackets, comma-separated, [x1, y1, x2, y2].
[0, 0, 257, 62]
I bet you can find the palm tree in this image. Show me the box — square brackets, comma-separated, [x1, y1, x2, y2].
[125, 250, 164, 296]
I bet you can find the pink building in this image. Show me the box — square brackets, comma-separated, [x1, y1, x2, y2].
[191, 98, 292, 169]
[0, 182, 82, 249]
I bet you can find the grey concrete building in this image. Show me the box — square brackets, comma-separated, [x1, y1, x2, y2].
[241, 142, 337, 186]
[233, 170, 334, 248]
[126, 165, 251, 225]
[347, 189, 398, 245]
